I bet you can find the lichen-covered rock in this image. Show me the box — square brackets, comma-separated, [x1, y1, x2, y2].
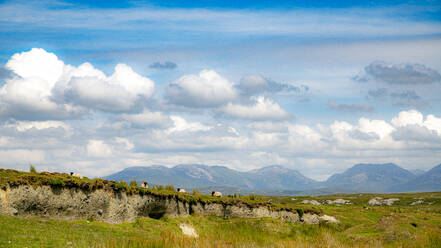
[302, 213, 320, 224]
[324, 199, 350, 205]
[300, 200, 321, 205]
[318, 215, 339, 223]
[368, 197, 399, 206]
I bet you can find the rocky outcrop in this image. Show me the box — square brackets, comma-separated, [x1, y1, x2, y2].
[368, 197, 399, 206]
[0, 185, 334, 224]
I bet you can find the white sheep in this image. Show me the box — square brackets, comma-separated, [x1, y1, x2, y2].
[177, 188, 186, 193]
[70, 172, 84, 179]
[141, 181, 149, 189]
[211, 191, 222, 197]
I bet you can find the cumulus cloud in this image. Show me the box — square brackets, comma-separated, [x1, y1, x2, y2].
[220, 96, 292, 121]
[87, 140, 112, 158]
[0, 48, 155, 120]
[328, 100, 374, 112]
[167, 115, 212, 133]
[237, 74, 309, 96]
[149, 61, 177, 70]
[118, 109, 172, 128]
[355, 61, 441, 84]
[166, 70, 238, 108]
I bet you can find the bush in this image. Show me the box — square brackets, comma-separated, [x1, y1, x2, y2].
[165, 185, 175, 191]
[193, 189, 199, 195]
[29, 165, 37, 173]
[129, 180, 138, 187]
[49, 178, 65, 187]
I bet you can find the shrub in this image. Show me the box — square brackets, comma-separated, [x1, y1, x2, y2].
[165, 185, 175, 191]
[49, 178, 65, 187]
[193, 189, 199, 195]
[29, 165, 37, 173]
[129, 180, 138, 187]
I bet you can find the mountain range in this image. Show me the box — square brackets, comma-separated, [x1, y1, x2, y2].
[104, 163, 441, 195]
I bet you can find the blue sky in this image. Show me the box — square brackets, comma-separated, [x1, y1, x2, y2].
[0, 0, 440, 180]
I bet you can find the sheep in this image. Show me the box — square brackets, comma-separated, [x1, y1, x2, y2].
[141, 181, 149, 189]
[211, 191, 222, 197]
[70, 172, 84, 179]
[177, 188, 186, 193]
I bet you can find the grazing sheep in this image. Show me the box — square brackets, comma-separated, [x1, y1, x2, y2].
[211, 191, 222, 197]
[70, 172, 84, 179]
[177, 188, 186, 193]
[141, 181, 149, 189]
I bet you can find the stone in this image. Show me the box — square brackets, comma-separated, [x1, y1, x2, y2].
[302, 213, 320, 224]
[318, 215, 339, 223]
[180, 223, 198, 238]
[300, 200, 321, 205]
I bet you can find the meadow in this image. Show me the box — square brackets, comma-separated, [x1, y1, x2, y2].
[1, 191, 440, 247]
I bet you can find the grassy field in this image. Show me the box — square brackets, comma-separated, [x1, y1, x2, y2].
[1, 191, 441, 248]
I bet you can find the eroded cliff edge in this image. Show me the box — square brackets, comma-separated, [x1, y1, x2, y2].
[0, 185, 304, 224]
[0, 169, 330, 224]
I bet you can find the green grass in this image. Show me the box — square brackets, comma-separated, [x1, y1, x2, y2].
[1, 168, 441, 247]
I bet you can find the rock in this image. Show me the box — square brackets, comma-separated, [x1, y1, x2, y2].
[180, 223, 198, 238]
[324, 199, 350, 205]
[368, 197, 383, 206]
[11, 208, 18, 215]
[318, 215, 339, 223]
[97, 209, 103, 215]
[383, 198, 399, 206]
[302, 213, 320, 224]
[66, 241, 73, 246]
[300, 200, 321, 205]
[333, 199, 350, 205]
[368, 197, 399, 206]
[410, 200, 423, 206]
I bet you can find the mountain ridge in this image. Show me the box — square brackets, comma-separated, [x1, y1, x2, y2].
[105, 163, 441, 195]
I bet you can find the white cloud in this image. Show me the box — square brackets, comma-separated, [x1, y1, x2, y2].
[358, 118, 395, 139]
[0, 149, 45, 164]
[391, 109, 424, 127]
[87, 140, 112, 157]
[167, 115, 212, 133]
[12, 121, 70, 132]
[220, 96, 292, 120]
[119, 109, 171, 128]
[0, 48, 155, 119]
[115, 137, 134, 150]
[167, 70, 237, 108]
[391, 109, 441, 137]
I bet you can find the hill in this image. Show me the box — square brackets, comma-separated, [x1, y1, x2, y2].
[105, 164, 319, 192]
[390, 164, 441, 192]
[325, 163, 416, 193]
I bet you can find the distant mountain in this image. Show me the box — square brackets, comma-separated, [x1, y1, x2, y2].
[390, 164, 441, 193]
[105, 163, 441, 195]
[325, 163, 416, 193]
[248, 165, 318, 190]
[410, 169, 426, 176]
[105, 164, 318, 192]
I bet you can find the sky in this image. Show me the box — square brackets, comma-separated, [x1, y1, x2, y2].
[0, 0, 441, 180]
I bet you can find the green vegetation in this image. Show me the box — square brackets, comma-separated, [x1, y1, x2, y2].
[29, 165, 36, 173]
[1, 199, 440, 248]
[1, 168, 440, 247]
[129, 180, 138, 187]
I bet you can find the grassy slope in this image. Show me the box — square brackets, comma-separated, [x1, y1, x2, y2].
[0, 169, 441, 247]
